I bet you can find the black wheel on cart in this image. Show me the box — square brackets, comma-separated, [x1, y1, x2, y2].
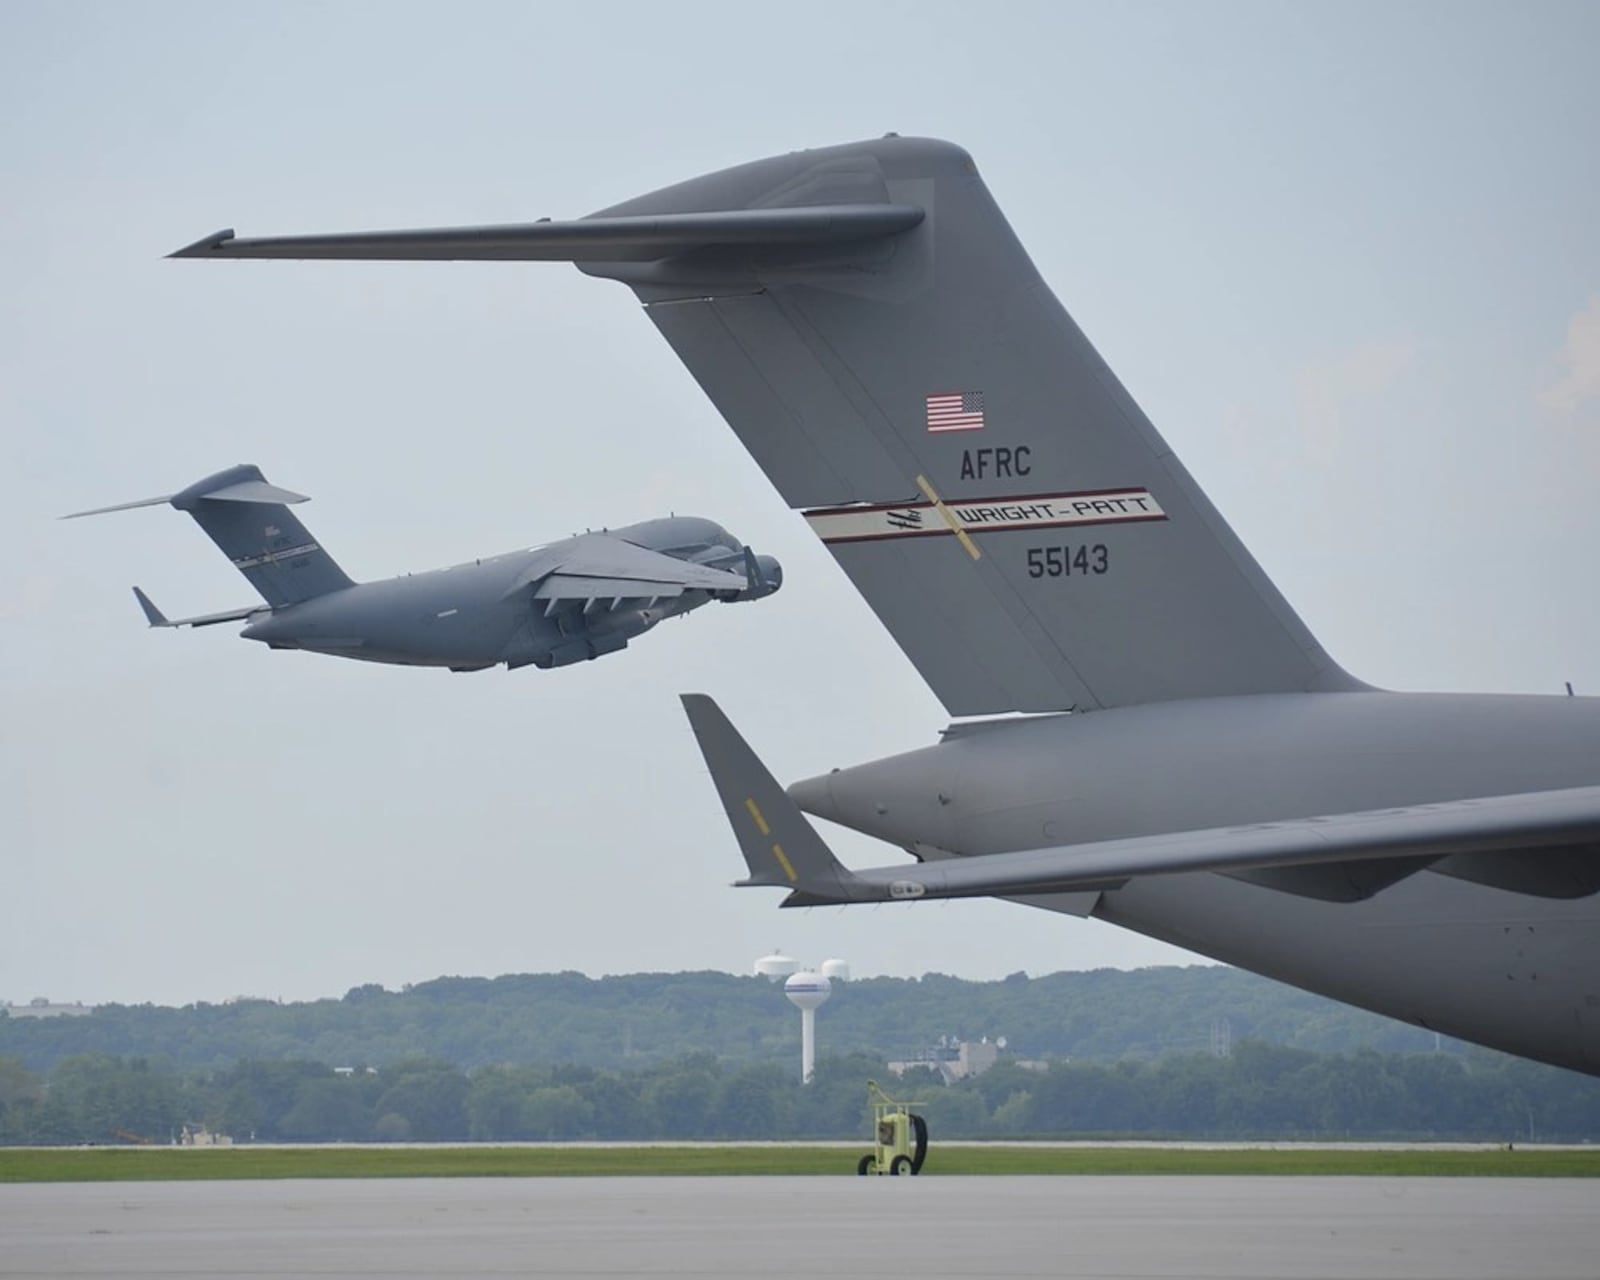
[890, 1155, 913, 1176]
[857, 1154, 875, 1176]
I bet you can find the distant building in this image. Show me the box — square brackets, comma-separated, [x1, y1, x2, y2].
[2, 999, 93, 1019]
[179, 1125, 234, 1147]
[887, 1036, 1003, 1084]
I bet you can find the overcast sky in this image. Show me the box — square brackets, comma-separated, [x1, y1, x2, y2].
[4, 1, 1599, 1007]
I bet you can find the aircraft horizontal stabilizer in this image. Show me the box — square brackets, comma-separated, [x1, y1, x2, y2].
[67, 465, 348, 612]
[184, 477, 310, 505]
[62, 473, 309, 519]
[62, 493, 175, 520]
[168, 205, 925, 263]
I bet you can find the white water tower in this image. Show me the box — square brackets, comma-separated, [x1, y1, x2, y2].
[785, 970, 832, 1083]
[820, 958, 851, 982]
[754, 951, 800, 982]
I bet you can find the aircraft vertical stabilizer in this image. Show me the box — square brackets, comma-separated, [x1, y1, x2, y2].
[171, 139, 1365, 713]
[580, 138, 1364, 714]
[67, 464, 353, 608]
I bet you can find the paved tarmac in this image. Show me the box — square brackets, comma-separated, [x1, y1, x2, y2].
[2, 1176, 1595, 1279]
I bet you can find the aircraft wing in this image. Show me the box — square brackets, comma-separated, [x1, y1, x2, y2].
[168, 206, 924, 262]
[132, 587, 268, 629]
[514, 534, 750, 603]
[682, 694, 1600, 906]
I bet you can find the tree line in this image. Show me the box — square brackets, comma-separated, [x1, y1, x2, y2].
[4, 1041, 1599, 1147]
[0, 966, 1458, 1074]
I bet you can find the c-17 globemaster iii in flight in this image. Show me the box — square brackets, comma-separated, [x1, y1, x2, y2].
[66, 463, 780, 671]
[173, 136, 1600, 1075]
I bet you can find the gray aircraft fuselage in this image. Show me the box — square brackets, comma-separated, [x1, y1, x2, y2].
[244, 516, 772, 672]
[67, 464, 781, 673]
[793, 691, 1600, 1074]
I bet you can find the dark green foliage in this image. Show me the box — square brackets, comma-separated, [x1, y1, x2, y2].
[3, 1039, 1598, 1147]
[3, 965, 1600, 1146]
[371, 1059, 469, 1142]
[0, 967, 1455, 1075]
[1001, 1044, 1553, 1140]
[206, 1061, 333, 1140]
[0, 1058, 44, 1141]
[0, 1055, 183, 1145]
[279, 1077, 369, 1142]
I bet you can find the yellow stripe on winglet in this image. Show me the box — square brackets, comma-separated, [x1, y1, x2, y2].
[915, 474, 981, 561]
[771, 844, 799, 883]
[744, 798, 771, 836]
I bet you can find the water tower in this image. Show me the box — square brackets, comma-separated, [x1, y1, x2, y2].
[785, 970, 832, 1083]
[754, 951, 800, 982]
[820, 958, 851, 982]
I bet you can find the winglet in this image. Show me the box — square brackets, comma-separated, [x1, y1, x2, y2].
[167, 229, 236, 259]
[132, 586, 170, 628]
[680, 694, 859, 902]
[60, 469, 308, 519]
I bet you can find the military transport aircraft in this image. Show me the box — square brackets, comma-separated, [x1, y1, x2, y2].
[66, 463, 780, 671]
[170, 137, 1600, 1075]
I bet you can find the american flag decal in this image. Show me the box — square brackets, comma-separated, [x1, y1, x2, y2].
[926, 391, 985, 433]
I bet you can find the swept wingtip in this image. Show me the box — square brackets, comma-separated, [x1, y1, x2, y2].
[168, 228, 236, 259]
[679, 692, 719, 721]
[131, 586, 168, 627]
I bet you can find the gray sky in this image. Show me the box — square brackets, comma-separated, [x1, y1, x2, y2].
[4, 1, 1599, 1007]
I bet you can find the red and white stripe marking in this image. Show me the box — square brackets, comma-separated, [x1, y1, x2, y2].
[804, 489, 1166, 544]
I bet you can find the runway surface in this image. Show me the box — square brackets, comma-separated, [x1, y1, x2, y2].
[2, 1176, 1595, 1278]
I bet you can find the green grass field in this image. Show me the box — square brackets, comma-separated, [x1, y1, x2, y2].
[3, 1144, 1598, 1182]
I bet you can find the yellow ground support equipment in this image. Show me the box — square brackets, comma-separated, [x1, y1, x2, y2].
[857, 1079, 929, 1175]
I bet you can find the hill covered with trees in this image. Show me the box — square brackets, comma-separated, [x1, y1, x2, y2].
[1, 966, 1454, 1074]
[5, 967, 1599, 1147]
